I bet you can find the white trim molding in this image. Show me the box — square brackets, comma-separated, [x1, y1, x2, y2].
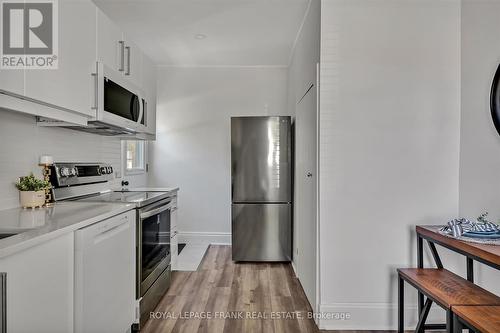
[156, 64, 288, 69]
[291, 261, 298, 277]
[1, 92, 88, 126]
[318, 303, 444, 331]
[178, 232, 231, 245]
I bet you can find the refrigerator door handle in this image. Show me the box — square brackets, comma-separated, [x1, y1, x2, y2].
[232, 201, 291, 205]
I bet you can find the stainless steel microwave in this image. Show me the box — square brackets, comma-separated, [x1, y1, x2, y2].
[92, 62, 147, 133]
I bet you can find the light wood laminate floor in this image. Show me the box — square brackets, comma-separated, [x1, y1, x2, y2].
[141, 245, 413, 333]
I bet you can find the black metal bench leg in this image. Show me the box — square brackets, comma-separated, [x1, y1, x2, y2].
[427, 241, 443, 269]
[417, 235, 424, 315]
[467, 257, 474, 283]
[417, 293, 424, 325]
[415, 298, 432, 333]
[398, 275, 404, 333]
[452, 312, 464, 333]
[446, 309, 454, 333]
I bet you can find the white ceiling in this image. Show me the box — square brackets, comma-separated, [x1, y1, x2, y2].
[93, 0, 310, 67]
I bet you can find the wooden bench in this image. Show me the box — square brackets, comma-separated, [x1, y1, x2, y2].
[452, 305, 500, 333]
[397, 268, 500, 333]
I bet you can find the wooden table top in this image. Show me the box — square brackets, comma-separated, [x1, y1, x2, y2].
[416, 225, 500, 269]
[453, 306, 500, 333]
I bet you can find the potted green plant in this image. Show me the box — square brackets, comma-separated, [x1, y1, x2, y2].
[15, 173, 51, 208]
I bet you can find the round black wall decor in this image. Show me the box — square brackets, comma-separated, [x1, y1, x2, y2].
[491, 63, 500, 136]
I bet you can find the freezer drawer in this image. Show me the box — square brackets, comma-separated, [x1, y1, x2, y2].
[232, 203, 291, 262]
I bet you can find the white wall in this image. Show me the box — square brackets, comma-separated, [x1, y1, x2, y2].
[149, 67, 289, 244]
[0, 110, 147, 210]
[459, 0, 500, 295]
[318, 0, 461, 329]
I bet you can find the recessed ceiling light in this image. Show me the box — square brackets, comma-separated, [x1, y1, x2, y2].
[194, 34, 207, 40]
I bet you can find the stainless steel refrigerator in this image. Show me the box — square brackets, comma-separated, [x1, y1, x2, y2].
[231, 116, 292, 262]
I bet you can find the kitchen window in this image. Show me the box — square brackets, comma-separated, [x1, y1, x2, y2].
[124, 140, 147, 175]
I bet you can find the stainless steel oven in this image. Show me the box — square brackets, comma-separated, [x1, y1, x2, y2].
[137, 198, 172, 327]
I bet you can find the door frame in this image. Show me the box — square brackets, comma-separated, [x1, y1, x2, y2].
[294, 62, 321, 320]
[315, 62, 320, 320]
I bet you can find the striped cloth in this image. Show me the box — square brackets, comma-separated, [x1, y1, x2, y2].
[440, 217, 500, 238]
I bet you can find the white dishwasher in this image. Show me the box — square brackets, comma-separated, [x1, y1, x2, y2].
[74, 210, 136, 333]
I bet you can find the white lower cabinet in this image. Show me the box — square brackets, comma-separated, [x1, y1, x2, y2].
[0, 233, 74, 333]
[0, 211, 137, 333]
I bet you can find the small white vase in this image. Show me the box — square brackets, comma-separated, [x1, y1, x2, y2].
[19, 190, 46, 208]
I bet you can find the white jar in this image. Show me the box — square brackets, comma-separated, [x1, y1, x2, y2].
[19, 190, 46, 208]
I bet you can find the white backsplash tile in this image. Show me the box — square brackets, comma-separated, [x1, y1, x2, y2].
[0, 109, 146, 209]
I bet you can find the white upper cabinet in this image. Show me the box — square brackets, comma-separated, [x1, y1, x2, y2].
[123, 36, 143, 88]
[97, 9, 123, 74]
[0, 69, 24, 96]
[1, 1, 155, 134]
[142, 55, 157, 135]
[97, 10, 143, 88]
[24, 0, 97, 118]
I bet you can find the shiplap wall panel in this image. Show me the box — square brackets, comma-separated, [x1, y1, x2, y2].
[318, 0, 461, 330]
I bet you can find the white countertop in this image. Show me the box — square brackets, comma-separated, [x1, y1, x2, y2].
[0, 202, 135, 258]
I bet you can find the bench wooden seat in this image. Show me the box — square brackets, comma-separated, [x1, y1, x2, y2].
[398, 268, 500, 308]
[397, 268, 500, 332]
[452, 305, 500, 333]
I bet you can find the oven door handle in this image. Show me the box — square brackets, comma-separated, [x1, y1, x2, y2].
[140, 203, 172, 220]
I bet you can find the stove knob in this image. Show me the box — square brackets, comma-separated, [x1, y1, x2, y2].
[69, 167, 77, 177]
[59, 167, 70, 177]
[99, 166, 107, 175]
[108, 166, 113, 174]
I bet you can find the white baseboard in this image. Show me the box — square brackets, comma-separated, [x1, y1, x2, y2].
[178, 231, 231, 245]
[318, 303, 445, 330]
[291, 261, 298, 276]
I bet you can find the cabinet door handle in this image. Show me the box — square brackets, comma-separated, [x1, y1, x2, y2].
[91, 71, 98, 110]
[125, 46, 131, 76]
[0, 272, 6, 333]
[118, 41, 125, 72]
